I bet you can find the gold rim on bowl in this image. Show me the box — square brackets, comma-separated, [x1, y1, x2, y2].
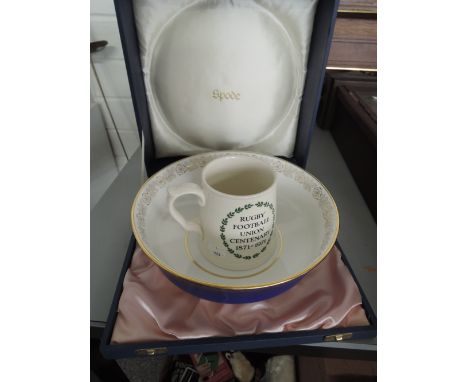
[130, 152, 340, 290]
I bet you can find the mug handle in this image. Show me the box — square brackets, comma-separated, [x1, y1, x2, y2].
[168, 183, 206, 236]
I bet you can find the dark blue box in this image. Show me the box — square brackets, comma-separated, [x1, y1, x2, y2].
[100, 0, 376, 359]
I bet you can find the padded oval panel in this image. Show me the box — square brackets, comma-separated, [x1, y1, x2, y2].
[148, 1, 300, 150]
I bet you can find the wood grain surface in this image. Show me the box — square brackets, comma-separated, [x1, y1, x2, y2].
[328, 16, 377, 70]
[339, 0, 377, 13]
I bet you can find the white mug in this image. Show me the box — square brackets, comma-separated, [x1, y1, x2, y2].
[168, 155, 277, 271]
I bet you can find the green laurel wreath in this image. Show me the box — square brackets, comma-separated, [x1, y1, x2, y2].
[219, 201, 275, 260]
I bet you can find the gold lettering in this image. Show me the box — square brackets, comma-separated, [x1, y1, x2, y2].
[211, 89, 240, 101]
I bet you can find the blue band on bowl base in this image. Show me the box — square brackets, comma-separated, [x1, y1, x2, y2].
[163, 270, 303, 304]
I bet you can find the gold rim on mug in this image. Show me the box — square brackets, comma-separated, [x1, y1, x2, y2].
[131, 152, 340, 290]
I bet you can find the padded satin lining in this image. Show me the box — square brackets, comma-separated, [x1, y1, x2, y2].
[133, 0, 318, 158]
[111, 245, 369, 343]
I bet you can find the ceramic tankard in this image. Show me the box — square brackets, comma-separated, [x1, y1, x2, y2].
[168, 155, 277, 271]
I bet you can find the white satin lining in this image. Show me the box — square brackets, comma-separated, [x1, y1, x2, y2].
[133, 0, 319, 158]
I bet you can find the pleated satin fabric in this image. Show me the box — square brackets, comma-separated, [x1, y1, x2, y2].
[111, 245, 368, 343]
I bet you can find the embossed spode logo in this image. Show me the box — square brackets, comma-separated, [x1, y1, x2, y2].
[212, 89, 240, 101]
[220, 202, 275, 260]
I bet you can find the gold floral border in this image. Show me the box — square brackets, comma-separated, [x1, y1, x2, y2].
[131, 151, 339, 290]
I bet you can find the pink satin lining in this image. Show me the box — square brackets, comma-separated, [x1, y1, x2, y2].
[111, 246, 368, 343]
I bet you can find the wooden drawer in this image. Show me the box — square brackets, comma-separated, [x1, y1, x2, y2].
[327, 1, 377, 71]
[339, 0, 377, 14]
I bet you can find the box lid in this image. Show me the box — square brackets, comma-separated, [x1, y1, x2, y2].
[114, 0, 340, 172]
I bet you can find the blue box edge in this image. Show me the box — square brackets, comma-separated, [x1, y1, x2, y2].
[100, 235, 376, 359]
[99, 0, 377, 359]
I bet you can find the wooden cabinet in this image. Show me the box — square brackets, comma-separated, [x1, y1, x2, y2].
[327, 1, 377, 70]
[339, 0, 377, 14]
[329, 81, 377, 220]
[318, 70, 376, 130]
